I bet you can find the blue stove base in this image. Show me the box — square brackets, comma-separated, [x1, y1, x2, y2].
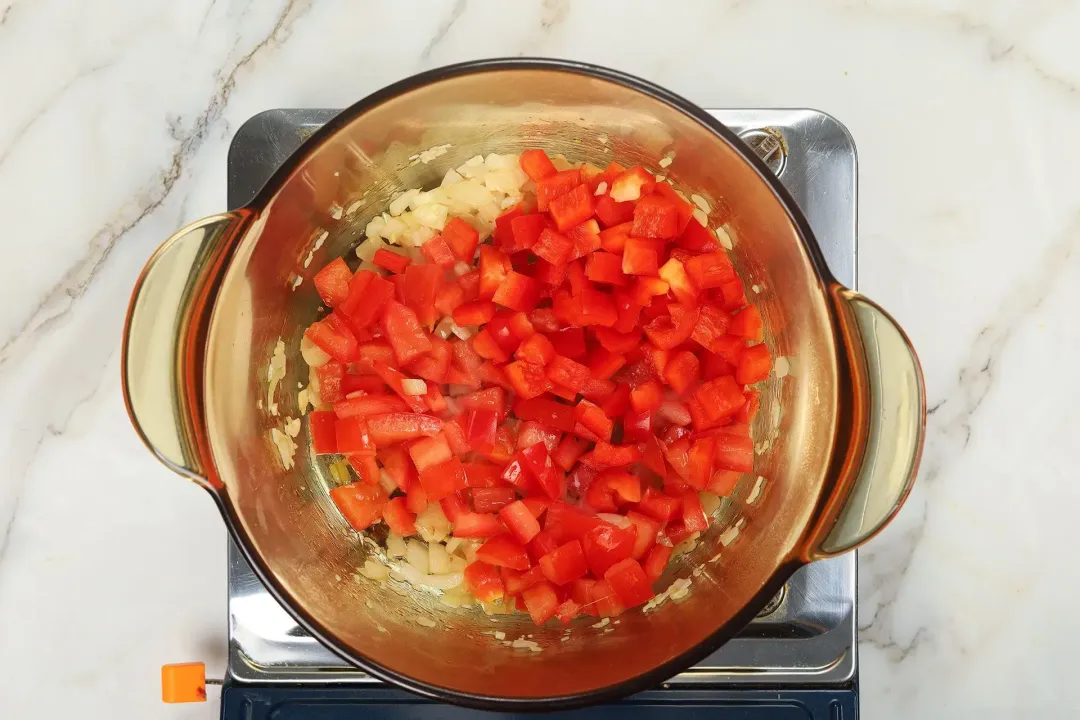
[221, 684, 857, 719]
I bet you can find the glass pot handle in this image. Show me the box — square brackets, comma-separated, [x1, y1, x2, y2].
[121, 212, 250, 489]
[806, 287, 926, 560]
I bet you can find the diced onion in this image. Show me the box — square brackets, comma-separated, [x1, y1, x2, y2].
[401, 379, 428, 395]
[597, 513, 632, 529]
[299, 335, 330, 367]
[406, 540, 430, 575]
[428, 542, 451, 574]
[386, 533, 407, 559]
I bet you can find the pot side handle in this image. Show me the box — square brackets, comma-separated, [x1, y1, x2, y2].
[121, 212, 250, 489]
[807, 287, 926, 560]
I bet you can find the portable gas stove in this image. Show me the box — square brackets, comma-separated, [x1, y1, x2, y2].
[220, 108, 858, 719]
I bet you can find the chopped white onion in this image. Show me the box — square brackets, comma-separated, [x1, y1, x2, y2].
[406, 540, 430, 575]
[597, 513, 632, 529]
[594, 181, 608, 196]
[428, 542, 451, 574]
[300, 335, 330, 367]
[401, 379, 428, 395]
[386, 533, 407, 559]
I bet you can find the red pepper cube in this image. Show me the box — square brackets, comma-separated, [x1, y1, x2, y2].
[574, 400, 614, 442]
[677, 217, 718, 252]
[452, 300, 497, 327]
[418, 456, 468, 502]
[714, 432, 755, 474]
[499, 500, 542, 544]
[476, 534, 530, 570]
[736, 343, 772, 385]
[622, 237, 660, 276]
[598, 221, 633, 253]
[587, 346, 626, 380]
[493, 271, 542, 312]
[686, 251, 736, 290]
[682, 491, 710, 532]
[582, 523, 636, 578]
[539, 540, 588, 586]
[464, 561, 505, 602]
[735, 389, 761, 424]
[453, 510, 505, 539]
[693, 375, 747, 424]
[313, 257, 353, 307]
[708, 469, 743, 496]
[420, 234, 456, 267]
[309, 411, 339, 454]
[544, 354, 590, 394]
[315, 361, 345, 402]
[636, 486, 681, 523]
[585, 251, 628, 286]
[593, 194, 636, 228]
[478, 245, 512, 299]
[330, 482, 387, 531]
[513, 396, 576, 432]
[532, 227, 575, 267]
[504, 360, 550, 400]
[382, 497, 417, 536]
[691, 304, 732, 353]
[519, 148, 558, 181]
[566, 219, 602, 259]
[643, 544, 672, 583]
[604, 557, 654, 608]
[340, 270, 393, 325]
[658, 257, 699, 305]
[728, 305, 764, 343]
[381, 301, 433, 366]
[630, 276, 669, 306]
[652, 183, 695, 233]
[408, 431, 452, 473]
[643, 304, 699, 350]
[582, 441, 641, 468]
[578, 288, 618, 327]
[515, 333, 555, 366]
[305, 317, 359, 364]
[631, 194, 681, 240]
[434, 282, 465, 316]
[521, 580, 560, 625]
[536, 169, 582, 211]
[493, 205, 523, 249]
[609, 165, 656, 202]
[664, 350, 701, 395]
[509, 214, 550, 252]
[549, 184, 596, 232]
[442, 216, 480, 261]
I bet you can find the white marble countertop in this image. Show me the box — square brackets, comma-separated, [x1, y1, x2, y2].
[2, 0, 1078, 717]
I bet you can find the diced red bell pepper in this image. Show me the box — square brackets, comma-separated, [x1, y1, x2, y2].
[630, 276, 669, 307]
[728, 305, 764, 342]
[453, 511, 505, 538]
[476, 534, 530, 570]
[715, 433, 755, 473]
[643, 544, 672, 583]
[471, 328, 509, 363]
[408, 431, 452, 472]
[658, 258, 699, 305]
[584, 469, 642, 511]
[631, 194, 681, 240]
[578, 288, 618, 327]
[686, 251, 736, 290]
[609, 165, 655, 202]
[509, 396, 573, 433]
[381, 301, 432, 366]
[382, 496, 417, 536]
[622, 408, 652, 443]
[502, 565, 545, 596]
[478, 245, 512, 299]
[529, 529, 562, 563]
[584, 251, 628, 287]
[463, 408, 498, 447]
[316, 360, 345, 402]
[682, 490, 710, 532]
[378, 445, 416, 493]
[735, 389, 760, 424]
[502, 360, 548, 400]
[440, 492, 468, 523]
[340, 271, 394, 324]
[336, 416, 377, 456]
[464, 561, 505, 602]
[309, 410, 338, 454]
[588, 579, 625, 617]
[314, 257, 353, 307]
[626, 236, 656, 276]
[517, 421, 561, 454]
[550, 435, 589, 472]
[509, 214, 550, 253]
[397, 264, 443, 329]
[493, 205, 524, 249]
[736, 343, 772, 385]
[708, 469, 743, 496]
[536, 169, 582, 211]
[442, 216, 480, 262]
[677, 217, 718, 252]
[625, 511, 660, 560]
[604, 557, 654, 607]
[641, 435, 668, 482]
[547, 328, 587, 359]
[340, 374, 388, 395]
[452, 300, 496, 327]
[470, 486, 518, 514]
[347, 453, 381, 484]
[652, 183, 695, 233]
[406, 485, 429, 514]
[629, 379, 664, 413]
[532, 227, 575, 266]
[521, 580, 560, 625]
[566, 219, 602, 260]
[593, 327, 640, 355]
[539, 540, 588, 585]
[582, 523, 636, 577]
[574, 400, 613, 442]
[305, 316, 359, 363]
[544, 501, 606, 544]
[365, 412, 443, 445]
[612, 291, 643, 334]
[434, 282, 465, 317]
[458, 462, 499, 489]
[719, 279, 749, 311]
[636, 486, 681, 523]
[643, 304, 699, 350]
[549, 184, 595, 232]
[493, 271, 542, 312]
[686, 435, 715, 490]
[520, 148, 558, 181]
[554, 599, 582, 624]
[693, 375, 746, 424]
[599, 382, 631, 418]
[418, 455, 468, 502]
[372, 248, 410, 274]
[690, 304, 731, 353]
[371, 361, 427, 412]
[583, 346, 623, 380]
[330, 482, 387, 531]
[664, 350, 701, 395]
[582, 442, 642, 468]
[598, 221, 633, 253]
[515, 333, 555, 366]
[708, 335, 746, 367]
[593, 194, 636, 228]
[499, 500, 542, 544]
[475, 423, 517, 464]
[408, 336, 452, 384]
[531, 257, 567, 287]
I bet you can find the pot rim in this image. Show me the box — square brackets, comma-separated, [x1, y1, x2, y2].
[218, 57, 834, 710]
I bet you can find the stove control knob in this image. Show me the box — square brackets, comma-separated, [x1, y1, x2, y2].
[161, 662, 220, 703]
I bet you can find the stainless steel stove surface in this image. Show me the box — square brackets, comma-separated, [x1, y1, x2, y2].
[223, 108, 858, 700]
